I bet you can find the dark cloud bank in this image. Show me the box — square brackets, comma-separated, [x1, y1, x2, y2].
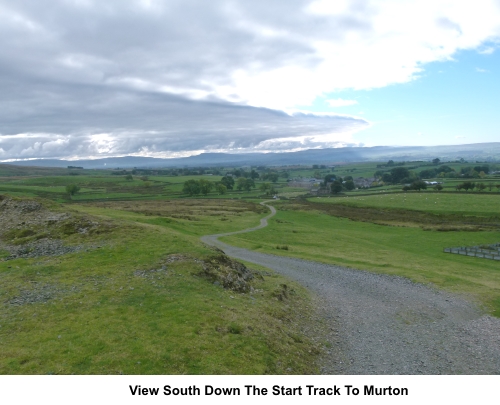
[0, 0, 372, 160]
[0, 80, 368, 159]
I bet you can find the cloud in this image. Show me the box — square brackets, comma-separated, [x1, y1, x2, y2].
[0, 79, 369, 159]
[0, 0, 500, 159]
[326, 99, 358, 107]
[476, 67, 489, 72]
[478, 46, 495, 54]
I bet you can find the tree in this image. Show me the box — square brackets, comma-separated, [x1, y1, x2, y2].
[474, 165, 489, 174]
[236, 177, 254, 191]
[65, 184, 80, 196]
[262, 172, 279, 182]
[419, 169, 437, 179]
[215, 183, 227, 195]
[381, 172, 393, 183]
[259, 182, 272, 195]
[183, 179, 200, 196]
[344, 180, 355, 191]
[198, 179, 213, 196]
[269, 173, 279, 183]
[438, 165, 454, 173]
[243, 178, 255, 191]
[221, 176, 234, 190]
[434, 184, 443, 191]
[459, 181, 475, 192]
[477, 183, 486, 192]
[410, 180, 427, 191]
[432, 158, 441, 165]
[324, 174, 335, 185]
[330, 180, 343, 194]
[390, 167, 410, 184]
[125, 174, 133, 181]
[236, 177, 246, 191]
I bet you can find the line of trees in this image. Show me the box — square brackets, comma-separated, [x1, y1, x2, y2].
[226, 169, 260, 180]
[375, 160, 495, 185]
[259, 182, 277, 196]
[454, 182, 500, 192]
[182, 179, 227, 196]
[326, 175, 355, 194]
[402, 180, 428, 191]
[182, 176, 257, 196]
[374, 167, 418, 185]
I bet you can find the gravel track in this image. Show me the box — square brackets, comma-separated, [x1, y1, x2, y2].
[201, 202, 500, 374]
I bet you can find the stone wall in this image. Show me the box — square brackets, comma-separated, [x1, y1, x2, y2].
[443, 243, 500, 260]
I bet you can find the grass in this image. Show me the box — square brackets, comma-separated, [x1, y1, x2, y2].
[72, 199, 269, 237]
[0, 196, 323, 374]
[222, 201, 500, 316]
[313, 192, 500, 216]
[2, 160, 500, 373]
[0, 172, 291, 202]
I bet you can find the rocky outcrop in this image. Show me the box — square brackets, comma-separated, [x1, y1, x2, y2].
[201, 252, 255, 293]
[0, 195, 107, 260]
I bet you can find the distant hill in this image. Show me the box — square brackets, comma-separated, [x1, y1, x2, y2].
[2, 142, 500, 169]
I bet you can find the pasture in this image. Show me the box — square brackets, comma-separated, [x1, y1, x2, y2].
[1, 159, 500, 375]
[0, 196, 322, 374]
[313, 192, 500, 217]
[222, 198, 500, 316]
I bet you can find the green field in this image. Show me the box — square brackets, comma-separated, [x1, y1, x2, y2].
[313, 192, 500, 216]
[0, 196, 323, 374]
[2, 160, 500, 374]
[0, 169, 297, 202]
[223, 198, 500, 315]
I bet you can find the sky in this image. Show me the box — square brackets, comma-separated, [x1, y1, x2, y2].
[0, 0, 499, 161]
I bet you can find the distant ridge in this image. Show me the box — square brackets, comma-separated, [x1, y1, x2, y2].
[3, 143, 500, 169]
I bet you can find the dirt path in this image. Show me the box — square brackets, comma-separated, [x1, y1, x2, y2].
[201, 202, 500, 374]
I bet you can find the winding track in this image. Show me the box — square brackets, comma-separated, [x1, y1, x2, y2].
[201, 202, 500, 374]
